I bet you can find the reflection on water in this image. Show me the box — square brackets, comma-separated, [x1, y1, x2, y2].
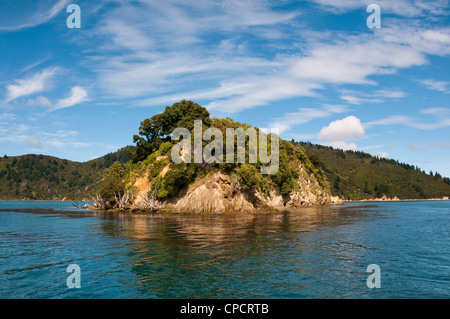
[1, 201, 448, 299]
[93, 205, 382, 241]
[85, 205, 384, 298]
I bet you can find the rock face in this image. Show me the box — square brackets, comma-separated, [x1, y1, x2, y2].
[130, 166, 342, 213]
[165, 173, 255, 214]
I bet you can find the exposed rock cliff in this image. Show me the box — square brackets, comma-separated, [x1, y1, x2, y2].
[129, 167, 342, 214]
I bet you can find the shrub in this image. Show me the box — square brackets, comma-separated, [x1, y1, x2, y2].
[273, 151, 299, 194]
[157, 163, 198, 199]
[237, 164, 269, 194]
[99, 162, 126, 206]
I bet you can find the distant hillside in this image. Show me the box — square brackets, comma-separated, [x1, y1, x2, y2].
[1, 138, 449, 202]
[296, 141, 450, 200]
[0, 147, 132, 200]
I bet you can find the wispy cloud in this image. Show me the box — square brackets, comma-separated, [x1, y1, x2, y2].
[20, 57, 50, 74]
[6, 67, 59, 102]
[310, 0, 449, 17]
[340, 89, 407, 105]
[52, 86, 88, 111]
[26, 96, 52, 108]
[364, 108, 450, 130]
[270, 104, 349, 134]
[77, 0, 450, 115]
[365, 115, 414, 128]
[0, 0, 69, 31]
[420, 79, 450, 93]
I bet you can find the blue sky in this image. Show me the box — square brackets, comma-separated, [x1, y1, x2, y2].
[0, 0, 449, 176]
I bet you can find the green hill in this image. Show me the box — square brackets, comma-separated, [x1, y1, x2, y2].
[2, 140, 449, 202]
[296, 141, 450, 200]
[0, 148, 132, 200]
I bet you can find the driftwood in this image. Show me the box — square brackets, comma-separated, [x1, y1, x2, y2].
[139, 183, 163, 211]
[114, 190, 132, 209]
[89, 194, 107, 210]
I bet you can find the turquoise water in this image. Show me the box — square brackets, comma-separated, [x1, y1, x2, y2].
[0, 200, 449, 299]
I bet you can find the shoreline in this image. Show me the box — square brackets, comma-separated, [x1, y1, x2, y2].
[1, 197, 449, 203]
[344, 197, 449, 203]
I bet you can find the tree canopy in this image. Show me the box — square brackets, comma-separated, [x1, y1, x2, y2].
[99, 162, 126, 206]
[130, 100, 211, 162]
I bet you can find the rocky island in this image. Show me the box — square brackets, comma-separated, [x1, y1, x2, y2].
[89, 100, 341, 213]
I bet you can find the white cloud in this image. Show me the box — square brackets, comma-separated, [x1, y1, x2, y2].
[6, 67, 59, 101]
[373, 151, 389, 158]
[271, 108, 332, 134]
[290, 40, 426, 85]
[26, 96, 52, 108]
[100, 20, 154, 51]
[380, 25, 450, 56]
[0, 0, 69, 31]
[316, 116, 366, 151]
[206, 78, 321, 113]
[341, 95, 383, 105]
[420, 79, 450, 93]
[79, 0, 450, 115]
[420, 107, 450, 116]
[0, 113, 17, 122]
[53, 86, 88, 111]
[340, 89, 407, 105]
[270, 104, 349, 134]
[365, 107, 450, 130]
[327, 141, 359, 151]
[410, 119, 450, 130]
[319, 116, 365, 142]
[310, 0, 448, 17]
[364, 115, 414, 128]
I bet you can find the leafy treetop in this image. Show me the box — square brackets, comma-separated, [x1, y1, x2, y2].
[130, 100, 211, 162]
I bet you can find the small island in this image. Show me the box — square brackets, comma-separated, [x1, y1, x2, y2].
[88, 100, 342, 214]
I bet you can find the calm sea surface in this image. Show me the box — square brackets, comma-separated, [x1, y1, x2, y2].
[0, 200, 448, 299]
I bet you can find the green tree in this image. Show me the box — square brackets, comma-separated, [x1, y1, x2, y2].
[274, 150, 299, 195]
[309, 154, 321, 167]
[333, 176, 340, 190]
[130, 100, 211, 162]
[237, 164, 266, 192]
[99, 162, 126, 207]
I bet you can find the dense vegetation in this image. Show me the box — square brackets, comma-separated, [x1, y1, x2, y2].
[1, 100, 449, 202]
[124, 100, 322, 206]
[296, 141, 450, 200]
[0, 148, 132, 200]
[129, 100, 211, 162]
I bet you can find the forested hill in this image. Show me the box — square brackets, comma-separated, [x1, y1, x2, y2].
[296, 141, 450, 200]
[1, 141, 450, 201]
[0, 147, 132, 200]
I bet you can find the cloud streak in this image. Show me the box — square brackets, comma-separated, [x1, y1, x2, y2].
[364, 108, 450, 130]
[74, 0, 450, 116]
[53, 86, 88, 111]
[6, 67, 59, 102]
[310, 0, 449, 17]
[0, 0, 69, 31]
[420, 79, 450, 93]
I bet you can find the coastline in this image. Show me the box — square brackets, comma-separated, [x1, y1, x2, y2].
[344, 197, 449, 203]
[1, 197, 449, 203]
